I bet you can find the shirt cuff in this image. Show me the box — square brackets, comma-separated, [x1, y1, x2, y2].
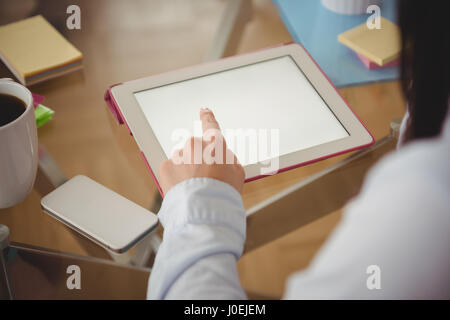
[148, 178, 246, 299]
[158, 177, 246, 241]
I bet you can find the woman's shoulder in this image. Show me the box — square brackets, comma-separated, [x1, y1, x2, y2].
[339, 133, 450, 240]
[364, 134, 450, 194]
[348, 134, 450, 221]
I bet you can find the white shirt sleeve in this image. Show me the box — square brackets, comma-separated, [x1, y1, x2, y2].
[147, 178, 247, 300]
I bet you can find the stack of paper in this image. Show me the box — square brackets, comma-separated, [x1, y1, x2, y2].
[338, 17, 401, 70]
[0, 15, 83, 86]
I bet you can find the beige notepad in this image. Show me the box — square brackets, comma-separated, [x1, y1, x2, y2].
[338, 17, 401, 66]
[0, 15, 83, 85]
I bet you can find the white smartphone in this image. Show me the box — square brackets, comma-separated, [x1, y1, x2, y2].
[41, 175, 159, 253]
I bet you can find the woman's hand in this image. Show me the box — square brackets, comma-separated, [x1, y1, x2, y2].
[158, 108, 245, 195]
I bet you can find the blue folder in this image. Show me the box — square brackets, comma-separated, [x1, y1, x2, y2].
[272, 0, 399, 88]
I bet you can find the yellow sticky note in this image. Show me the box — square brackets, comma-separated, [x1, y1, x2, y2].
[338, 17, 401, 66]
[0, 15, 82, 85]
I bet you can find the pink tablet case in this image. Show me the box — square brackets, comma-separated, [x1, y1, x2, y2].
[104, 42, 374, 197]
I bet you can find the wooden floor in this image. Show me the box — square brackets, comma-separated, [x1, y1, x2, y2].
[0, 0, 406, 298]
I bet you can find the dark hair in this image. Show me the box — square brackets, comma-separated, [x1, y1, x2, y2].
[398, 0, 449, 142]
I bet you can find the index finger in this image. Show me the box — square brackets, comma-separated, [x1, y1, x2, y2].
[200, 108, 221, 134]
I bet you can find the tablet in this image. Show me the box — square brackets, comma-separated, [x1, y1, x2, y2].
[106, 43, 374, 195]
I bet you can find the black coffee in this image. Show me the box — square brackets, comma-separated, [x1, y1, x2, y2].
[0, 93, 27, 126]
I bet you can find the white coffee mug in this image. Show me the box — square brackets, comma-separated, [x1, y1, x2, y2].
[321, 0, 383, 15]
[0, 79, 38, 208]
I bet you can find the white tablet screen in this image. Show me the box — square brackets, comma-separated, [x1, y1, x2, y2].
[134, 56, 348, 166]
